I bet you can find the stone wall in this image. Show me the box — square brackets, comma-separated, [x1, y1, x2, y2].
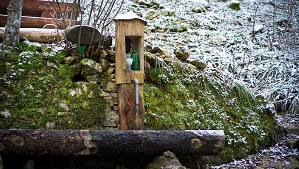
[0, 40, 205, 130]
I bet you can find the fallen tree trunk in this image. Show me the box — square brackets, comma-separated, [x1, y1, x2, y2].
[0, 129, 225, 157]
[0, 27, 64, 43]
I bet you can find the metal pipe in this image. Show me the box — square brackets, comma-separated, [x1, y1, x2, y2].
[132, 79, 139, 105]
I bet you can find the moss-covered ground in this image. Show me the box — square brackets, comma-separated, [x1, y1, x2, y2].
[144, 60, 276, 163]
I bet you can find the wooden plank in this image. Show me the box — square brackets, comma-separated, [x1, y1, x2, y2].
[0, 15, 76, 28]
[0, 129, 225, 157]
[117, 84, 145, 130]
[0, 27, 64, 43]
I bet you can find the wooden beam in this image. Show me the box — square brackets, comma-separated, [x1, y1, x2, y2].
[0, 129, 225, 157]
[0, 0, 79, 18]
[0, 15, 76, 28]
[0, 27, 64, 43]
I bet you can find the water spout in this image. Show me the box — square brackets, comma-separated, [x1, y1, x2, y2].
[132, 79, 140, 129]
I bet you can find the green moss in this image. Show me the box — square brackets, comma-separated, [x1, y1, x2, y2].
[0, 45, 109, 130]
[144, 60, 276, 163]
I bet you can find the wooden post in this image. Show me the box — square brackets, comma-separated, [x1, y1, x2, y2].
[114, 12, 147, 130]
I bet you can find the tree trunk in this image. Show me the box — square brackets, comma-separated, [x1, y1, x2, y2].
[3, 0, 23, 47]
[0, 129, 225, 157]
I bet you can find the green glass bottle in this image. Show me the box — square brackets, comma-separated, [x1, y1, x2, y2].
[131, 48, 140, 70]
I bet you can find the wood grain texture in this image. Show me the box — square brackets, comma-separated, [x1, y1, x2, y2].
[118, 84, 145, 130]
[0, 129, 225, 157]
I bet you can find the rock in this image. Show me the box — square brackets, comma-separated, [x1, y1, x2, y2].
[59, 101, 70, 111]
[100, 50, 107, 59]
[146, 151, 186, 169]
[62, 56, 75, 64]
[145, 45, 154, 53]
[153, 46, 165, 56]
[187, 63, 198, 71]
[46, 121, 56, 129]
[229, 0, 240, 11]
[85, 74, 100, 84]
[190, 59, 207, 69]
[164, 57, 174, 63]
[146, 9, 158, 20]
[107, 50, 115, 57]
[80, 58, 103, 77]
[145, 51, 157, 65]
[174, 47, 190, 61]
[191, 0, 209, 13]
[66, 25, 101, 44]
[103, 81, 117, 93]
[163, 50, 173, 57]
[252, 24, 264, 34]
[135, 0, 160, 8]
[103, 111, 119, 127]
[46, 61, 58, 69]
[100, 58, 110, 71]
[107, 50, 116, 62]
[160, 9, 176, 16]
[71, 63, 82, 78]
[106, 66, 115, 74]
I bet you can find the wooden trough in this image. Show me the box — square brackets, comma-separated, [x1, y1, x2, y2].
[0, 129, 225, 157]
[0, 0, 79, 29]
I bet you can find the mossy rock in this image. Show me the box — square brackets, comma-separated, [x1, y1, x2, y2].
[0, 43, 109, 129]
[229, 0, 241, 11]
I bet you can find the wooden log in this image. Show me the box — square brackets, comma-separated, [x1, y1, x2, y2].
[0, 15, 76, 28]
[0, 27, 64, 43]
[0, 129, 225, 157]
[0, 0, 79, 18]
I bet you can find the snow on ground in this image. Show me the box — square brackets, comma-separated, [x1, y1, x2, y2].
[119, 0, 299, 114]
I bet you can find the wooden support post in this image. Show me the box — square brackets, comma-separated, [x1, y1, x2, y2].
[117, 84, 145, 130]
[0, 129, 225, 157]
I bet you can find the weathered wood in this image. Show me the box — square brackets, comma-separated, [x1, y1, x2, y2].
[115, 20, 145, 84]
[0, 0, 79, 18]
[0, 15, 75, 28]
[117, 84, 145, 130]
[0, 27, 64, 43]
[0, 129, 225, 157]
